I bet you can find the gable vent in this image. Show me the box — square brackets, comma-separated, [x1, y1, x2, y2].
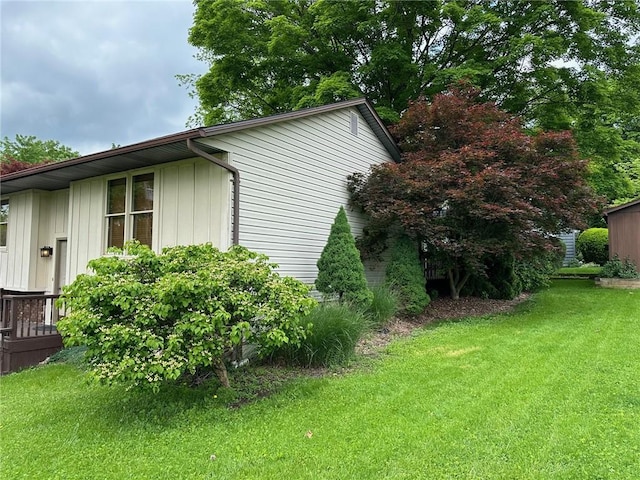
[350, 112, 358, 136]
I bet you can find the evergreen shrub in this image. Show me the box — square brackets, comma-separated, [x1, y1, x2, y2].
[576, 228, 609, 265]
[385, 236, 430, 314]
[316, 207, 373, 308]
[464, 254, 521, 300]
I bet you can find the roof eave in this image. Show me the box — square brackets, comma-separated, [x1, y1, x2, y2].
[603, 197, 640, 215]
[1, 128, 205, 183]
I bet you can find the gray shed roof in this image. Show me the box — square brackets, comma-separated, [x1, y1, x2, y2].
[1, 99, 400, 195]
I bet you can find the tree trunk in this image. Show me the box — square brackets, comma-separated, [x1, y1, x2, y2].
[447, 267, 471, 300]
[213, 357, 230, 388]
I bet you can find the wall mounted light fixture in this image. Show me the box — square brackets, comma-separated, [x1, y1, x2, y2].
[40, 246, 53, 258]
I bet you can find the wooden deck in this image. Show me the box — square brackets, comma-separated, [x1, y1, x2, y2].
[0, 292, 63, 374]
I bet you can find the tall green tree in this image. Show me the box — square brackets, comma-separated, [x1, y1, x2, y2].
[186, 1, 640, 203]
[186, 0, 639, 125]
[1, 135, 78, 166]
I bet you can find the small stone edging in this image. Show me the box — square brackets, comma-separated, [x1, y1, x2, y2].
[595, 277, 640, 289]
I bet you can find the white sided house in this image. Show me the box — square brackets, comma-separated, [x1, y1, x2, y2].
[0, 99, 400, 296]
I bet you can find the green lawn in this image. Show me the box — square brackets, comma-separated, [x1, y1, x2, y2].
[555, 266, 602, 276]
[2, 280, 639, 479]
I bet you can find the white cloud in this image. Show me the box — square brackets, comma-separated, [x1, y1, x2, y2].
[1, 0, 206, 155]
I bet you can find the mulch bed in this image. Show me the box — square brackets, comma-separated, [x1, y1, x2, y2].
[357, 293, 531, 356]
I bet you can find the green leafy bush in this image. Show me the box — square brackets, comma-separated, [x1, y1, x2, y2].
[273, 303, 368, 367]
[385, 236, 430, 314]
[464, 254, 521, 300]
[56, 242, 316, 391]
[316, 206, 373, 308]
[600, 255, 640, 279]
[365, 284, 398, 327]
[567, 258, 582, 268]
[576, 228, 609, 265]
[515, 246, 565, 292]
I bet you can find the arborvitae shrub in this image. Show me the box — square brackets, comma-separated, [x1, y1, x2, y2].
[576, 228, 609, 265]
[385, 235, 430, 314]
[316, 206, 373, 308]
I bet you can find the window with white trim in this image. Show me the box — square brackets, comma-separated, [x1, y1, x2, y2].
[0, 199, 8, 247]
[106, 173, 154, 249]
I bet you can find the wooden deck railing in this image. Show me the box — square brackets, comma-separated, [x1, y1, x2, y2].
[0, 294, 61, 339]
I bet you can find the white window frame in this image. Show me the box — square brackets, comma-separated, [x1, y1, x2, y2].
[0, 198, 8, 249]
[104, 171, 156, 251]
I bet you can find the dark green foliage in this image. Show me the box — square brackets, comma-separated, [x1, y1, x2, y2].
[466, 246, 563, 299]
[365, 284, 398, 327]
[385, 236, 430, 314]
[187, 0, 639, 204]
[600, 255, 640, 279]
[515, 248, 565, 292]
[464, 254, 522, 300]
[273, 303, 368, 367]
[316, 207, 373, 308]
[47, 346, 88, 368]
[576, 228, 609, 265]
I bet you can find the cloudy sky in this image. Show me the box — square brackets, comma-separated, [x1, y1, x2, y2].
[1, 0, 206, 156]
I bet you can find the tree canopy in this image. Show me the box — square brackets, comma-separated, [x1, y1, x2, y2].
[185, 0, 640, 202]
[0, 135, 79, 174]
[348, 85, 600, 299]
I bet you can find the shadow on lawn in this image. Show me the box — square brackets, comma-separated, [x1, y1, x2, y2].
[41, 362, 330, 432]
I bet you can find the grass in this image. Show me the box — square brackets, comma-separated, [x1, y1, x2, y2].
[2, 280, 639, 479]
[555, 266, 602, 276]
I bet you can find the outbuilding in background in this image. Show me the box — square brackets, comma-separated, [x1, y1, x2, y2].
[604, 198, 640, 268]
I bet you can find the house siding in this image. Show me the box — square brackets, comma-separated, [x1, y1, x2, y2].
[68, 179, 105, 284]
[0, 189, 69, 292]
[157, 157, 231, 250]
[35, 190, 69, 291]
[200, 107, 391, 286]
[557, 230, 579, 266]
[0, 191, 36, 290]
[66, 158, 231, 283]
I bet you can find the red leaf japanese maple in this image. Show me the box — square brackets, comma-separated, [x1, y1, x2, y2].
[350, 84, 601, 298]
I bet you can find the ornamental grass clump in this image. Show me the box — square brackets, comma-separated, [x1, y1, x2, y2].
[316, 206, 373, 309]
[365, 284, 398, 327]
[273, 303, 368, 367]
[56, 242, 316, 391]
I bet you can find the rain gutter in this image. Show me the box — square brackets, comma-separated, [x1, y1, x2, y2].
[186, 138, 240, 245]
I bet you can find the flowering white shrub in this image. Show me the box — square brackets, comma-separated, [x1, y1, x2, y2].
[57, 242, 316, 390]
